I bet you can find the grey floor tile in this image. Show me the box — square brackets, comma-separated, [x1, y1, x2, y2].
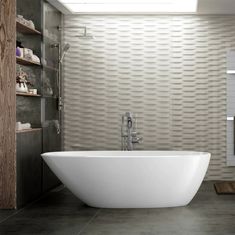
[0, 188, 99, 235]
[0, 182, 235, 235]
[0, 215, 96, 235]
[80, 182, 235, 235]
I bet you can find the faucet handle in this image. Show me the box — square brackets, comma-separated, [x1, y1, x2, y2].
[132, 136, 143, 144]
[131, 131, 140, 137]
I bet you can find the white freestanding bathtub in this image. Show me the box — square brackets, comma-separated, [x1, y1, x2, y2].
[41, 151, 210, 208]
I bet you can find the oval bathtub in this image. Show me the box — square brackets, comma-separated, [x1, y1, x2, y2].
[41, 151, 210, 208]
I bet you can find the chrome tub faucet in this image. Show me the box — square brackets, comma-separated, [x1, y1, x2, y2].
[121, 112, 143, 151]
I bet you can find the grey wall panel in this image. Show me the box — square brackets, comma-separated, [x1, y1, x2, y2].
[227, 50, 235, 70]
[226, 50, 235, 166]
[227, 120, 234, 166]
[63, 15, 235, 180]
[16, 96, 41, 127]
[227, 76, 235, 116]
[17, 131, 42, 208]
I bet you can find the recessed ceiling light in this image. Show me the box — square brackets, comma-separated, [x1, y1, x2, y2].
[56, 0, 198, 14]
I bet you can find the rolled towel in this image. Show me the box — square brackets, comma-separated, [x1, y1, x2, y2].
[31, 54, 40, 63]
[16, 122, 22, 131]
[21, 123, 31, 130]
[16, 122, 31, 130]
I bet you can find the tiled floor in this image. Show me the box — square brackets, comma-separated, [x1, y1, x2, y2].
[0, 182, 235, 235]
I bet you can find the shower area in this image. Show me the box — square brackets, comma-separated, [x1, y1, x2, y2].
[41, 2, 63, 194]
[61, 15, 235, 181]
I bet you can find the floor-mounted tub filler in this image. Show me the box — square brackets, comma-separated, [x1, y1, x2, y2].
[42, 151, 210, 208]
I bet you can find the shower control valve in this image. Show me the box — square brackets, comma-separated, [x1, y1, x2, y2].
[57, 97, 63, 111]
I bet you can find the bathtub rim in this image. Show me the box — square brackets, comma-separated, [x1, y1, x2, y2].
[41, 150, 211, 158]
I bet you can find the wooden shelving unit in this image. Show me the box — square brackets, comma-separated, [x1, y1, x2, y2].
[16, 56, 41, 66]
[16, 128, 42, 133]
[16, 92, 41, 97]
[16, 21, 41, 35]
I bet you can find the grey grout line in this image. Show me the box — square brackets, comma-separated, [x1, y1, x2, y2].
[77, 208, 102, 235]
[0, 208, 24, 224]
[0, 185, 65, 225]
[0, 198, 40, 225]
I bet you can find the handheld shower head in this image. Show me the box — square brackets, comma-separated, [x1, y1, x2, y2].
[59, 43, 70, 63]
[63, 43, 70, 52]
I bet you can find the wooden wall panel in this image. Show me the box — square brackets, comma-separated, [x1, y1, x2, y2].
[0, 0, 16, 209]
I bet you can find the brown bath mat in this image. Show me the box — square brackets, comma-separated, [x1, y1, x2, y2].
[214, 181, 235, 194]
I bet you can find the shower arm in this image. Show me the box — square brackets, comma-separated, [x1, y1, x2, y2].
[57, 26, 88, 37]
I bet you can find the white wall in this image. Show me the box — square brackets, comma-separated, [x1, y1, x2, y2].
[63, 15, 235, 180]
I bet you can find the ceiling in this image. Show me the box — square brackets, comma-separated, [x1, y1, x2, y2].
[48, 0, 235, 14]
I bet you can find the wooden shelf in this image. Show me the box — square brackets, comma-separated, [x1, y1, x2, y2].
[16, 128, 42, 133]
[16, 21, 41, 35]
[16, 92, 41, 97]
[16, 56, 41, 66]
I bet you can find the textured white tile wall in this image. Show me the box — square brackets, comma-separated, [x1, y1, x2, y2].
[63, 15, 235, 180]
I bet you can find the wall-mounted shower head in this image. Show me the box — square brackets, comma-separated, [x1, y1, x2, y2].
[76, 26, 94, 39]
[57, 25, 94, 40]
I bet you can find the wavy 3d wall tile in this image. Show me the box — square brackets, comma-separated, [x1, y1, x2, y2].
[63, 15, 235, 180]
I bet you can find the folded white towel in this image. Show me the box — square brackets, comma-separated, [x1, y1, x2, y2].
[16, 122, 31, 131]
